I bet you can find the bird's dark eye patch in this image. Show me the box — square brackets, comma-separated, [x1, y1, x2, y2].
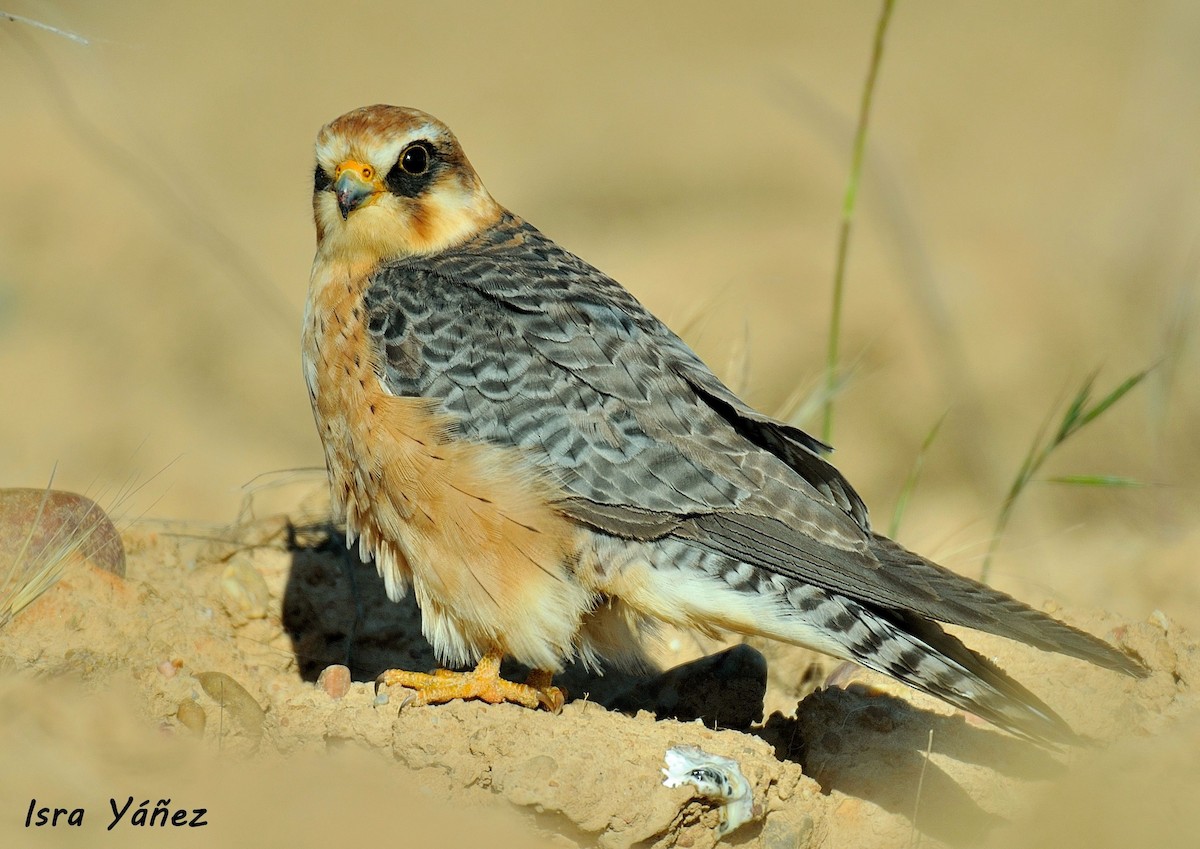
[385, 141, 438, 197]
[399, 143, 429, 175]
[313, 164, 332, 192]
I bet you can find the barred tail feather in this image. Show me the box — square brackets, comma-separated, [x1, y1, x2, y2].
[856, 607, 1081, 746]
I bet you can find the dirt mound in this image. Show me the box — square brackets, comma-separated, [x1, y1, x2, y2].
[0, 510, 1194, 849]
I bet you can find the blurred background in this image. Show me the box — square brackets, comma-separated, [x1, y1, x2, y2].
[2, 1, 1197, 626]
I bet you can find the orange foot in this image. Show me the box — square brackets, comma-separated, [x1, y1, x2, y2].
[376, 651, 565, 712]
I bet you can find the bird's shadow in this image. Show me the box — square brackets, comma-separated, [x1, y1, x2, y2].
[283, 524, 1065, 846]
[282, 523, 769, 729]
[758, 684, 1067, 846]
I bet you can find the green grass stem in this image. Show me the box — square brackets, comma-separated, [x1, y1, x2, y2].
[822, 0, 897, 444]
[979, 367, 1151, 584]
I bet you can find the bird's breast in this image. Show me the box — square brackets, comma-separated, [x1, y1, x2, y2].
[301, 255, 591, 667]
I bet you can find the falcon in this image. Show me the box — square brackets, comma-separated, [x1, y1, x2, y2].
[301, 104, 1145, 743]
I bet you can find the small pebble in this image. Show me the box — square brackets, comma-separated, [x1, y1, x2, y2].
[195, 671, 265, 740]
[317, 664, 352, 699]
[176, 699, 207, 735]
[220, 561, 271, 620]
[374, 691, 390, 706]
[157, 659, 182, 678]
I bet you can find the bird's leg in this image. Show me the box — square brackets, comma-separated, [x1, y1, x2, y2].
[376, 650, 565, 712]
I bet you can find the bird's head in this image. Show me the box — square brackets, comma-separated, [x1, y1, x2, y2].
[312, 105, 502, 265]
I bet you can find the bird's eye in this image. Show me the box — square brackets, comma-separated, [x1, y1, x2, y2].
[385, 142, 437, 197]
[313, 165, 332, 192]
[398, 143, 430, 175]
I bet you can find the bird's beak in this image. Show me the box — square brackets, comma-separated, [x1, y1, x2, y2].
[333, 160, 382, 219]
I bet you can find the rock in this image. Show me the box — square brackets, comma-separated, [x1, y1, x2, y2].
[762, 813, 816, 849]
[0, 488, 125, 625]
[317, 664, 352, 699]
[0, 488, 125, 577]
[220, 560, 271, 621]
[176, 699, 207, 735]
[196, 671, 265, 740]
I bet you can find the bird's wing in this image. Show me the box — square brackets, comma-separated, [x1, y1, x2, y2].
[364, 216, 1143, 676]
[366, 216, 866, 537]
[669, 354, 871, 529]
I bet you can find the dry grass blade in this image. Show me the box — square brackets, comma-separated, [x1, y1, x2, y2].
[908, 728, 934, 849]
[0, 509, 121, 626]
[0, 455, 174, 628]
[0, 474, 57, 629]
[0, 10, 92, 45]
[0, 485, 124, 628]
[777, 354, 863, 437]
[889, 411, 947, 538]
[5, 25, 297, 338]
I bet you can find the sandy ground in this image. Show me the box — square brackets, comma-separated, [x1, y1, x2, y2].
[2, 1, 1199, 847]
[0, 497, 1196, 849]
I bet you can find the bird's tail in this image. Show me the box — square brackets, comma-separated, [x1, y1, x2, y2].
[740, 579, 1084, 743]
[866, 533, 1147, 678]
[737, 576, 1084, 744]
[846, 604, 1082, 745]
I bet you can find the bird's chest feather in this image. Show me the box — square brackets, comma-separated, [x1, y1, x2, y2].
[301, 259, 403, 529]
[301, 257, 590, 667]
[302, 258, 459, 574]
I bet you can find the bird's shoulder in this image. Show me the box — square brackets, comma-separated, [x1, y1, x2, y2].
[366, 212, 656, 333]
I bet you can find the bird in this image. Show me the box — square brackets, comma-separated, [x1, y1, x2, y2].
[301, 104, 1146, 744]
